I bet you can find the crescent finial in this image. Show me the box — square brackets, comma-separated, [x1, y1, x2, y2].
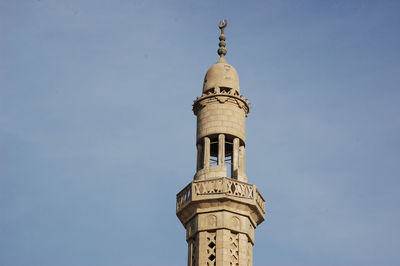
[218, 19, 228, 30]
[217, 19, 228, 58]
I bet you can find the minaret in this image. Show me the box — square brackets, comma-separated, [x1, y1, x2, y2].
[176, 20, 265, 266]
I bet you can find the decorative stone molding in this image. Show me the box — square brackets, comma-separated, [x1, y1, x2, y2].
[184, 210, 255, 244]
[193, 92, 250, 117]
[177, 177, 265, 240]
[177, 177, 265, 216]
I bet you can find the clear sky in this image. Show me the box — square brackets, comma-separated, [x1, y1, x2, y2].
[1, 0, 400, 265]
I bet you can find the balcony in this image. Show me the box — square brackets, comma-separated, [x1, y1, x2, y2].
[176, 177, 265, 224]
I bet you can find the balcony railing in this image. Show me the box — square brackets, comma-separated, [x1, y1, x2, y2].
[176, 182, 192, 211]
[176, 177, 265, 214]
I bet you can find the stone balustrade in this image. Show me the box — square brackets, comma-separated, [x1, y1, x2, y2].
[255, 189, 265, 213]
[176, 183, 192, 211]
[176, 177, 265, 215]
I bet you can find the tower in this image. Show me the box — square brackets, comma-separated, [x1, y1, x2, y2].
[176, 20, 265, 266]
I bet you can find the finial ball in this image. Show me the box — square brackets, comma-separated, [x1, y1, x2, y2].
[218, 47, 227, 56]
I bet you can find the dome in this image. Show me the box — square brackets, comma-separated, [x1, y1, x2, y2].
[202, 57, 240, 95]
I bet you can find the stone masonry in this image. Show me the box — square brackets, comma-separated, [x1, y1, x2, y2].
[177, 20, 265, 266]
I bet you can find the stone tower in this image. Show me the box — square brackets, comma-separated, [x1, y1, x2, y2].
[176, 20, 265, 266]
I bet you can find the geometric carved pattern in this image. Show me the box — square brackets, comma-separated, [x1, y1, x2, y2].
[177, 183, 192, 210]
[255, 190, 265, 213]
[229, 232, 239, 266]
[206, 232, 216, 266]
[191, 237, 197, 266]
[176, 177, 266, 215]
[227, 180, 254, 198]
[194, 178, 255, 199]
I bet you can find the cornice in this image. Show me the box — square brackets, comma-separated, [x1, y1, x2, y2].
[192, 91, 250, 116]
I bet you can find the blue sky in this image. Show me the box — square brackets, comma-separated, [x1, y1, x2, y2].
[1, 0, 400, 265]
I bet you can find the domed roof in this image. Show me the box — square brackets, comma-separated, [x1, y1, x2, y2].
[202, 19, 240, 95]
[203, 57, 240, 94]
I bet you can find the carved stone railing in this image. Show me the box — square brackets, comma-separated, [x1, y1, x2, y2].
[255, 189, 265, 213]
[176, 177, 265, 214]
[194, 178, 254, 199]
[176, 183, 192, 211]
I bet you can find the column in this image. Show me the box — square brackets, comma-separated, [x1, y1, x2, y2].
[216, 229, 230, 265]
[218, 134, 225, 166]
[188, 237, 197, 266]
[196, 143, 203, 171]
[239, 145, 245, 173]
[238, 233, 248, 266]
[248, 241, 253, 266]
[203, 137, 210, 170]
[197, 231, 208, 266]
[232, 138, 239, 179]
[187, 240, 191, 266]
[238, 145, 247, 182]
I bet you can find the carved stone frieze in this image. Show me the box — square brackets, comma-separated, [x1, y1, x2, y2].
[185, 210, 256, 244]
[177, 177, 265, 244]
[193, 92, 250, 116]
